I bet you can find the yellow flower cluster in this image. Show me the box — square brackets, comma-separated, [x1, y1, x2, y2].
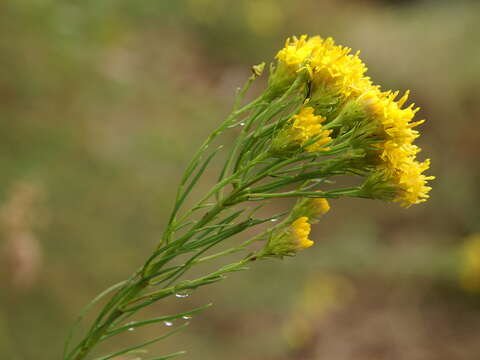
[276, 35, 372, 98]
[289, 107, 333, 152]
[362, 88, 434, 207]
[274, 34, 434, 207]
[261, 197, 331, 257]
[291, 216, 314, 249]
[270, 106, 332, 155]
[263, 216, 317, 257]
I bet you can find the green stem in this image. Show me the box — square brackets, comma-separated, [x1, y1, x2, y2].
[123, 255, 256, 312]
[245, 187, 361, 200]
[70, 281, 147, 360]
[66, 71, 312, 360]
[162, 95, 267, 246]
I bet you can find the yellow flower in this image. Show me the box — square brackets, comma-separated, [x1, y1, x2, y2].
[389, 157, 434, 207]
[262, 216, 314, 257]
[270, 106, 332, 155]
[361, 87, 434, 207]
[291, 217, 313, 249]
[311, 198, 330, 216]
[276, 35, 372, 99]
[459, 234, 480, 293]
[272, 35, 434, 207]
[292, 196, 330, 223]
[362, 88, 424, 148]
[291, 107, 332, 152]
[276, 35, 319, 74]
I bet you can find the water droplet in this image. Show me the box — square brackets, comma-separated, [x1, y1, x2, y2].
[228, 122, 245, 129]
[270, 218, 278, 222]
[128, 327, 135, 331]
[182, 315, 192, 320]
[164, 321, 173, 327]
[175, 291, 190, 298]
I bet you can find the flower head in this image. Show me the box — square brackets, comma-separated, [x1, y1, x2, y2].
[310, 198, 330, 216]
[361, 87, 434, 207]
[270, 106, 332, 156]
[362, 89, 423, 147]
[275, 35, 372, 100]
[292, 196, 330, 223]
[276, 35, 319, 73]
[291, 217, 313, 249]
[389, 157, 434, 207]
[262, 217, 314, 257]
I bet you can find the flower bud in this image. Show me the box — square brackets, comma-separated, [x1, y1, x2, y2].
[262, 217, 313, 257]
[291, 197, 330, 224]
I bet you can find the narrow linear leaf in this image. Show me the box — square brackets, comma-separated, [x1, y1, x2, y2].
[64, 280, 128, 359]
[101, 303, 212, 340]
[171, 146, 223, 224]
[122, 277, 223, 313]
[146, 350, 187, 360]
[95, 323, 189, 360]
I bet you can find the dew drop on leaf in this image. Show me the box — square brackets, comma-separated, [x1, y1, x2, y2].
[175, 291, 190, 298]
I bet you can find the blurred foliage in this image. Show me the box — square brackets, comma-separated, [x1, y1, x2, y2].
[1, 0, 480, 359]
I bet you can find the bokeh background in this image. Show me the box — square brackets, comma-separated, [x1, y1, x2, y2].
[1, 0, 480, 359]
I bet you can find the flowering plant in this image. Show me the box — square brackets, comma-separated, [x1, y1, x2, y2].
[64, 35, 433, 360]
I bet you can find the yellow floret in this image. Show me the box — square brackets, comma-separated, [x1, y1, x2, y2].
[276, 35, 319, 71]
[361, 86, 434, 207]
[311, 198, 330, 216]
[276, 35, 372, 99]
[286, 106, 332, 153]
[262, 216, 315, 257]
[291, 196, 331, 224]
[389, 157, 434, 207]
[291, 217, 313, 249]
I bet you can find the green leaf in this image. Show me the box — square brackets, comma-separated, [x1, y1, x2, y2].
[101, 303, 212, 340]
[64, 280, 128, 359]
[170, 145, 223, 226]
[94, 323, 189, 360]
[146, 351, 187, 360]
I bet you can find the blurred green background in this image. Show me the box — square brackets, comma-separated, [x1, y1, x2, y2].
[1, 0, 480, 359]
